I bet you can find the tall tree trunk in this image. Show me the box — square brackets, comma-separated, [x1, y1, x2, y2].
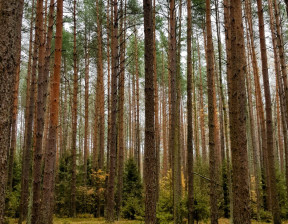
[245, 0, 269, 209]
[143, 0, 157, 223]
[106, 0, 112, 174]
[40, 0, 63, 222]
[106, 0, 119, 221]
[7, 56, 20, 192]
[229, 1, 251, 222]
[256, 0, 281, 222]
[197, 40, 206, 163]
[70, 0, 78, 217]
[19, 0, 40, 220]
[245, 14, 261, 219]
[273, 0, 288, 199]
[96, 0, 105, 171]
[0, 1, 24, 222]
[205, 0, 219, 222]
[31, 0, 55, 222]
[161, 51, 168, 177]
[187, 0, 194, 223]
[18, 1, 35, 196]
[116, 0, 125, 218]
[135, 28, 141, 171]
[192, 45, 199, 161]
[153, 0, 160, 201]
[267, 0, 284, 174]
[83, 21, 90, 184]
[168, 0, 181, 223]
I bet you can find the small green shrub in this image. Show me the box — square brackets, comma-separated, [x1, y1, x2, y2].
[122, 158, 143, 220]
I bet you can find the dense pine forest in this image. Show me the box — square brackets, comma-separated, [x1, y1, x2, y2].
[2, 0, 288, 223]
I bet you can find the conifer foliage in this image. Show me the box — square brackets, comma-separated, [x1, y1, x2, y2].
[1, 0, 288, 223]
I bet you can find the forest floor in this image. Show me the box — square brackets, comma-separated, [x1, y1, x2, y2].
[9, 218, 288, 223]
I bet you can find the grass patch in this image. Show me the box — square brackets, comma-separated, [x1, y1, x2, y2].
[9, 217, 288, 223]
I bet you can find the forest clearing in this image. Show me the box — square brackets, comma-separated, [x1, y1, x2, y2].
[2, 0, 288, 223]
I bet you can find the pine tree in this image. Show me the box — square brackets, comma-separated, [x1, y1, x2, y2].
[229, 0, 251, 222]
[143, 0, 157, 223]
[40, 0, 64, 222]
[0, 0, 24, 222]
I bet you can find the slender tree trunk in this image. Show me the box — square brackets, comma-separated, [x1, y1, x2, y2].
[192, 45, 199, 161]
[267, 0, 284, 173]
[273, 0, 288, 199]
[116, 0, 126, 218]
[40, 0, 63, 222]
[19, 0, 40, 220]
[61, 58, 68, 156]
[106, 0, 119, 221]
[245, 13, 261, 219]
[106, 0, 112, 171]
[197, 40, 206, 163]
[153, 0, 160, 201]
[135, 29, 141, 171]
[205, 0, 219, 222]
[256, 0, 281, 222]
[31, 0, 55, 222]
[245, 0, 269, 209]
[187, 0, 194, 222]
[96, 0, 105, 171]
[168, 0, 181, 223]
[70, 0, 78, 218]
[7, 58, 20, 192]
[161, 51, 168, 177]
[83, 21, 90, 184]
[143, 0, 157, 223]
